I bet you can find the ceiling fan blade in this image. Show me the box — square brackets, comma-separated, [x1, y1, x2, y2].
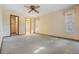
[28, 10, 32, 13]
[24, 5, 30, 8]
[34, 9, 39, 13]
[35, 6, 40, 9]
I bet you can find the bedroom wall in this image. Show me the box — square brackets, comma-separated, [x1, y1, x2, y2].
[0, 5, 3, 48]
[37, 5, 79, 40]
[2, 7, 25, 36]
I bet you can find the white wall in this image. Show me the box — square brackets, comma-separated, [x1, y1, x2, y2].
[19, 15, 25, 34]
[31, 18, 36, 33]
[31, 17, 40, 33]
[0, 5, 3, 48]
[37, 5, 79, 40]
[2, 8, 10, 36]
[0, 5, 26, 48]
[2, 7, 26, 36]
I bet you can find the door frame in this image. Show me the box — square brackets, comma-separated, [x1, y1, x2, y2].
[10, 15, 19, 36]
[25, 18, 32, 34]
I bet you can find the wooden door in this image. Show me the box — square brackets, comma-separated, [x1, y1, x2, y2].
[10, 15, 19, 35]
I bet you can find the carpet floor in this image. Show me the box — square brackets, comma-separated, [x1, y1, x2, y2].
[1, 34, 79, 54]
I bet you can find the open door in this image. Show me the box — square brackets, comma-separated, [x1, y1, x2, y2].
[26, 18, 31, 34]
[10, 15, 19, 36]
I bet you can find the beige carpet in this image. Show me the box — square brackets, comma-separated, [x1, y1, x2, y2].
[1, 34, 79, 54]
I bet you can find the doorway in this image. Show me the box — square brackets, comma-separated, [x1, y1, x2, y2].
[10, 15, 19, 36]
[26, 18, 31, 34]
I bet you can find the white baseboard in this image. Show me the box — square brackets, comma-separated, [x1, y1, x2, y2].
[0, 36, 3, 50]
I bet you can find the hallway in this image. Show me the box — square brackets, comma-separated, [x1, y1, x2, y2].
[1, 34, 79, 54]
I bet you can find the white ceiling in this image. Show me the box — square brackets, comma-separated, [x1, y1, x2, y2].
[3, 4, 73, 17]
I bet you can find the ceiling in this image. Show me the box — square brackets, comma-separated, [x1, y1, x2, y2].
[3, 4, 73, 17]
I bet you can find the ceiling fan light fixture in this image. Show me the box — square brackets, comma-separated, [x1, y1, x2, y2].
[24, 5, 40, 14]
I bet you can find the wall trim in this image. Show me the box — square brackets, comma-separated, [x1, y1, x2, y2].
[35, 33, 79, 42]
[0, 37, 3, 54]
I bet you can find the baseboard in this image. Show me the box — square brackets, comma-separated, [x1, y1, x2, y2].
[19, 34, 25, 35]
[35, 33, 79, 42]
[0, 38, 3, 54]
[0, 36, 4, 54]
[2, 36, 11, 39]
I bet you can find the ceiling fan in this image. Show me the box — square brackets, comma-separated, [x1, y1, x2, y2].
[24, 5, 40, 13]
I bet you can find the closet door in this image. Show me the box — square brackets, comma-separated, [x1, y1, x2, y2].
[10, 15, 19, 35]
